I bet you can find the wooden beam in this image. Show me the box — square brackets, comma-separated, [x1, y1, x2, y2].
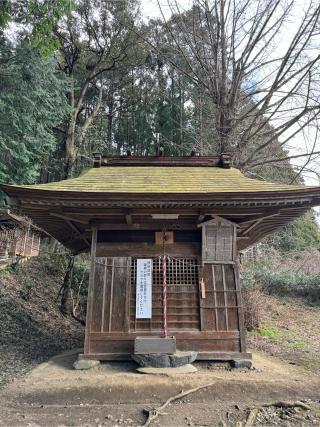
[240, 212, 281, 236]
[65, 219, 90, 247]
[50, 212, 88, 224]
[197, 216, 239, 228]
[151, 213, 180, 219]
[90, 221, 198, 230]
[64, 208, 265, 216]
[198, 214, 205, 222]
[125, 211, 133, 225]
[235, 209, 280, 225]
[65, 231, 91, 246]
[96, 242, 201, 257]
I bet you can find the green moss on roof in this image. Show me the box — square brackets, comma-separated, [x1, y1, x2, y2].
[11, 166, 309, 193]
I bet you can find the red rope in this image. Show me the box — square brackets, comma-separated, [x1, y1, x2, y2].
[162, 255, 168, 338]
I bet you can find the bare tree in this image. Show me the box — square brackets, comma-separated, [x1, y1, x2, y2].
[155, 0, 320, 177]
[55, 0, 140, 177]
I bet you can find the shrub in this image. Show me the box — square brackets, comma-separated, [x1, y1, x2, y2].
[254, 267, 320, 304]
[241, 260, 320, 306]
[241, 287, 264, 330]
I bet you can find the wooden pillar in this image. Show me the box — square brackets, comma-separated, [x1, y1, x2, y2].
[84, 227, 97, 355]
[235, 266, 246, 352]
[22, 225, 29, 256]
[30, 232, 34, 256]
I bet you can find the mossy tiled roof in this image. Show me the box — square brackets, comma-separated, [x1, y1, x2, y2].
[13, 166, 309, 193]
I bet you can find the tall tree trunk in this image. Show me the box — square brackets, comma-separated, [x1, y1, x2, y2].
[199, 94, 203, 155]
[60, 255, 74, 315]
[64, 119, 76, 179]
[64, 77, 77, 179]
[179, 81, 184, 149]
[105, 80, 115, 152]
[106, 95, 114, 152]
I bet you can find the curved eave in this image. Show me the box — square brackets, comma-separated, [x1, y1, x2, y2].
[1, 183, 320, 202]
[1, 183, 320, 253]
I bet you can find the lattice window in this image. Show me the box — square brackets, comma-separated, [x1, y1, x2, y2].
[130, 257, 200, 332]
[202, 224, 234, 262]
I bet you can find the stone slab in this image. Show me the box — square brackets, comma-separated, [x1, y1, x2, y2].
[132, 350, 198, 367]
[137, 364, 198, 376]
[73, 359, 100, 370]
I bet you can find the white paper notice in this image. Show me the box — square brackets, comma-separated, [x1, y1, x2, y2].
[136, 259, 152, 319]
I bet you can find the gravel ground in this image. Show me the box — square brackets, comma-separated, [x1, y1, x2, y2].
[0, 350, 319, 426]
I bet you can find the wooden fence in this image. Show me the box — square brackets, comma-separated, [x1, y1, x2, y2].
[0, 226, 41, 259]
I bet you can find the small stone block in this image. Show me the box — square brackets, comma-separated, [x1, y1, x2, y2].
[134, 336, 176, 354]
[230, 359, 252, 369]
[137, 364, 197, 375]
[73, 359, 100, 370]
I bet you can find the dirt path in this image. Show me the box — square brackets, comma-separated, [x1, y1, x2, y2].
[0, 349, 319, 426]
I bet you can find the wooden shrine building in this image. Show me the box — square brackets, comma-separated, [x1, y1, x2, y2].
[0, 208, 42, 267]
[1, 154, 320, 363]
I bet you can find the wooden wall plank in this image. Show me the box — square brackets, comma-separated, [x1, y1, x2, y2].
[84, 227, 97, 355]
[235, 266, 246, 352]
[224, 265, 239, 331]
[111, 257, 131, 332]
[108, 258, 115, 332]
[91, 258, 105, 332]
[102, 258, 113, 332]
[200, 264, 216, 331]
[89, 337, 239, 354]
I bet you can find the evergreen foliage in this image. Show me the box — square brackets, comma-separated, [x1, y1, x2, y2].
[0, 39, 70, 184]
[267, 212, 320, 252]
[0, 0, 75, 57]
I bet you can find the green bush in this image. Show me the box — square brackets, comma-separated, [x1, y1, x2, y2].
[242, 265, 320, 305]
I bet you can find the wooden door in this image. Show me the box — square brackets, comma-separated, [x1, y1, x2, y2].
[200, 263, 242, 332]
[90, 257, 131, 333]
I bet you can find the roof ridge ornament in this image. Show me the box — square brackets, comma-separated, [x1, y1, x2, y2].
[93, 152, 102, 168]
[91, 153, 232, 168]
[220, 153, 231, 169]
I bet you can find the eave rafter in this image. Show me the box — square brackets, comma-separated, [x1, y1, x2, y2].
[238, 211, 281, 236]
[2, 189, 317, 253]
[50, 212, 88, 225]
[49, 212, 90, 249]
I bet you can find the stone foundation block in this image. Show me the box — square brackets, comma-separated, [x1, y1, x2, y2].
[230, 359, 252, 369]
[132, 350, 198, 368]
